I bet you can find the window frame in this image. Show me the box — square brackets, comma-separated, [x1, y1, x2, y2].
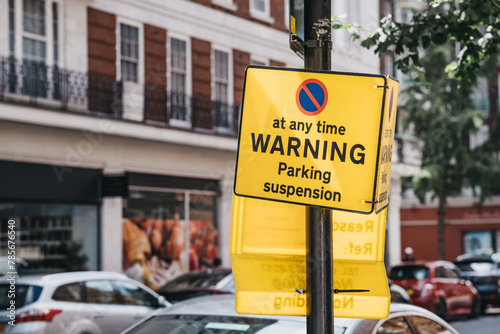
[9, 0, 63, 66]
[167, 32, 192, 128]
[211, 45, 233, 105]
[116, 18, 144, 84]
[250, 56, 268, 66]
[211, 0, 237, 11]
[250, 0, 274, 23]
[211, 45, 234, 133]
[6, 0, 63, 100]
[333, 0, 360, 53]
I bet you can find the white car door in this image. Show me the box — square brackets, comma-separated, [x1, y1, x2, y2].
[84, 279, 131, 334]
[112, 279, 162, 327]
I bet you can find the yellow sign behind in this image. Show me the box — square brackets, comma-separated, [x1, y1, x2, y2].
[234, 66, 399, 214]
[375, 79, 399, 211]
[230, 195, 390, 318]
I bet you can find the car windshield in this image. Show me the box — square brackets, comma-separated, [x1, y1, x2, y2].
[126, 314, 279, 333]
[455, 261, 496, 274]
[164, 272, 229, 289]
[0, 284, 43, 308]
[389, 266, 429, 280]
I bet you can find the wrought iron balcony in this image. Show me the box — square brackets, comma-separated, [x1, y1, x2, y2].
[0, 56, 240, 137]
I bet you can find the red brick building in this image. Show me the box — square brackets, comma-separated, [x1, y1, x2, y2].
[401, 199, 500, 261]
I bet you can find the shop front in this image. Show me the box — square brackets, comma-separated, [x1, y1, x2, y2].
[121, 172, 220, 290]
[0, 160, 101, 273]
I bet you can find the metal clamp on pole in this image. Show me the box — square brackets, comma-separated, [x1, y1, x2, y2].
[332, 289, 370, 294]
[304, 39, 333, 49]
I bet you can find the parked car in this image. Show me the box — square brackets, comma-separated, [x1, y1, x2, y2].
[156, 268, 234, 303]
[454, 252, 500, 313]
[388, 260, 481, 319]
[0, 271, 169, 334]
[121, 294, 460, 334]
[157, 268, 410, 306]
[0, 257, 29, 277]
[388, 279, 411, 303]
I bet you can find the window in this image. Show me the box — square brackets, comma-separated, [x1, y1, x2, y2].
[211, 0, 236, 11]
[389, 266, 429, 280]
[251, 57, 268, 66]
[400, 8, 409, 23]
[333, 0, 360, 51]
[384, 55, 394, 77]
[0, 202, 99, 272]
[252, 0, 268, 13]
[114, 280, 158, 307]
[53, 282, 83, 302]
[120, 23, 139, 82]
[463, 231, 494, 255]
[213, 48, 234, 131]
[250, 0, 273, 22]
[383, 0, 392, 18]
[471, 78, 490, 117]
[435, 267, 446, 278]
[284, 0, 289, 29]
[8, 0, 59, 98]
[124, 315, 279, 334]
[0, 284, 43, 308]
[169, 36, 191, 124]
[214, 49, 229, 103]
[85, 280, 119, 304]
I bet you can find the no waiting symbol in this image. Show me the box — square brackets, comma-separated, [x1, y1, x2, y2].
[296, 79, 328, 116]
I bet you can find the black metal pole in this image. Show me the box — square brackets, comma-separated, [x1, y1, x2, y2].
[304, 1, 333, 334]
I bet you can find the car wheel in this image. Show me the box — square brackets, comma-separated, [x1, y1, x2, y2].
[435, 298, 447, 319]
[469, 296, 480, 319]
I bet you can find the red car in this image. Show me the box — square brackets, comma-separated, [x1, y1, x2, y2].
[388, 260, 481, 319]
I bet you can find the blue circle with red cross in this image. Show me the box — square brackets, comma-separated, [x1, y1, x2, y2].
[296, 79, 328, 116]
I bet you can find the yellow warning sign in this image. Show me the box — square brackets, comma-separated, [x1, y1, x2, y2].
[230, 195, 390, 318]
[234, 66, 399, 214]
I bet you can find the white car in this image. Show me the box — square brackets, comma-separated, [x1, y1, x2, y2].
[0, 271, 170, 334]
[122, 294, 459, 334]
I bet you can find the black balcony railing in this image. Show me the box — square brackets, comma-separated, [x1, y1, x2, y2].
[0, 56, 240, 137]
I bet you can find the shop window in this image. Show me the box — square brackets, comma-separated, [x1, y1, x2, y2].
[189, 194, 218, 270]
[0, 202, 98, 273]
[463, 231, 494, 255]
[122, 189, 217, 291]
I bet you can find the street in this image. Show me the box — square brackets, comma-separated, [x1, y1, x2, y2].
[449, 309, 500, 334]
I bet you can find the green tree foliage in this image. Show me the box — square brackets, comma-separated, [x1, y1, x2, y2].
[352, 0, 500, 88]
[334, 0, 500, 259]
[403, 44, 483, 259]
